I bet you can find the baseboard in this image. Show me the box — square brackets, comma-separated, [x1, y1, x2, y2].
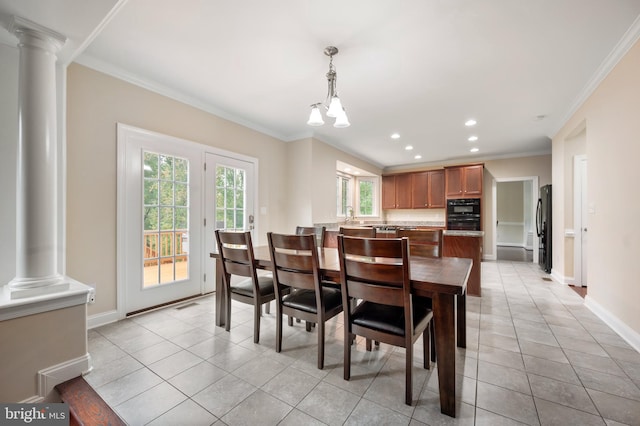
[585, 295, 640, 353]
[483, 254, 497, 261]
[550, 269, 564, 284]
[38, 353, 92, 399]
[87, 309, 120, 329]
[20, 395, 44, 403]
[496, 243, 527, 248]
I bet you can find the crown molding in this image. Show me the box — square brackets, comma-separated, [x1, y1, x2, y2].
[74, 54, 290, 142]
[551, 14, 640, 138]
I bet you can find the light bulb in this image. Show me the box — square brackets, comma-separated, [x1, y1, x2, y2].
[333, 108, 350, 128]
[307, 106, 324, 126]
[326, 96, 343, 118]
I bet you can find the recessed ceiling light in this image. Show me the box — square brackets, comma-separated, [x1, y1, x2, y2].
[344, 167, 351, 172]
[414, 154, 422, 160]
[405, 145, 413, 150]
[465, 119, 477, 127]
[391, 133, 400, 139]
[354, 171, 360, 175]
[470, 147, 479, 153]
[468, 135, 478, 142]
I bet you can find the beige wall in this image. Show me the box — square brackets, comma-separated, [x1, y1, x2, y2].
[67, 64, 383, 317]
[67, 64, 289, 315]
[0, 305, 87, 402]
[553, 39, 640, 336]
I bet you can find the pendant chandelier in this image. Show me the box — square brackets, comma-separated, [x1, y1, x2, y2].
[307, 46, 350, 128]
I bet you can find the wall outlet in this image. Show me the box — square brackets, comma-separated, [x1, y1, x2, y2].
[88, 284, 96, 304]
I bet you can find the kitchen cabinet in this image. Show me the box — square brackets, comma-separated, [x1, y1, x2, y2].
[382, 174, 412, 209]
[445, 164, 483, 198]
[411, 170, 445, 208]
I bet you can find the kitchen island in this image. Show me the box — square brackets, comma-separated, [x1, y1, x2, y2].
[443, 230, 483, 296]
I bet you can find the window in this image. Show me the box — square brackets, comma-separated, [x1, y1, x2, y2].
[216, 165, 246, 231]
[337, 172, 378, 218]
[143, 151, 190, 286]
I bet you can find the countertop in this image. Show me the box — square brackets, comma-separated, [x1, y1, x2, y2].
[442, 230, 484, 237]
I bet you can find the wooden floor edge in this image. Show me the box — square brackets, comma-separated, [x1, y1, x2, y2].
[55, 376, 126, 426]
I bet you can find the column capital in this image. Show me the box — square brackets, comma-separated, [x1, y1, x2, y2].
[7, 15, 67, 53]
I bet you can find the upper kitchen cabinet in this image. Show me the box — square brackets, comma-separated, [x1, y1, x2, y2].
[445, 164, 484, 198]
[411, 170, 445, 208]
[382, 174, 412, 209]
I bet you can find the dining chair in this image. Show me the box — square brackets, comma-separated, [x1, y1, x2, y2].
[295, 225, 326, 247]
[267, 232, 343, 369]
[321, 229, 340, 248]
[215, 230, 275, 343]
[339, 226, 376, 238]
[396, 228, 442, 362]
[338, 235, 433, 406]
[396, 228, 443, 258]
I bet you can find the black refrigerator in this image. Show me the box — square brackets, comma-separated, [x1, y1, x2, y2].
[536, 185, 552, 273]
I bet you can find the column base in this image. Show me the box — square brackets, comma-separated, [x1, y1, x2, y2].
[9, 275, 70, 299]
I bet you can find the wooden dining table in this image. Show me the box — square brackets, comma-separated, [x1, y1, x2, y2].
[210, 246, 471, 417]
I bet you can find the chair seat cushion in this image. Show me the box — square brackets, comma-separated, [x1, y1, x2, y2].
[282, 288, 342, 314]
[230, 276, 274, 297]
[352, 302, 431, 336]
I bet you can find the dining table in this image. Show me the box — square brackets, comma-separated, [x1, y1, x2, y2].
[210, 246, 471, 417]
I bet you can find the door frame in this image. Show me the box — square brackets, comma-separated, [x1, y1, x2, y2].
[573, 154, 587, 287]
[116, 124, 259, 318]
[492, 176, 539, 263]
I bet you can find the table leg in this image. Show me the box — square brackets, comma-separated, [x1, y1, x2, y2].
[215, 257, 226, 327]
[434, 293, 456, 417]
[456, 291, 466, 348]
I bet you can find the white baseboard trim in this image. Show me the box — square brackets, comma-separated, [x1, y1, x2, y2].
[550, 269, 565, 284]
[87, 309, 120, 329]
[483, 254, 497, 261]
[20, 395, 44, 403]
[585, 295, 640, 353]
[496, 242, 527, 248]
[38, 353, 92, 399]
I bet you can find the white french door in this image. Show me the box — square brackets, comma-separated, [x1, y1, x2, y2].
[204, 153, 256, 292]
[118, 125, 203, 314]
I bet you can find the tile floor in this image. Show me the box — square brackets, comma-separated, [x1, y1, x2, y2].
[87, 261, 640, 425]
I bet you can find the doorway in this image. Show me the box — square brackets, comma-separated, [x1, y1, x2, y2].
[118, 125, 203, 314]
[493, 177, 539, 263]
[574, 155, 588, 287]
[117, 124, 259, 316]
[203, 152, 257, 293]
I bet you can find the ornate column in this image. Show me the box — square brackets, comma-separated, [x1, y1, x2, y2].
[7, 17, 68, 298]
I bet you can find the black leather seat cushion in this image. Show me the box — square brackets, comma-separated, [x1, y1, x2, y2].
[282, 288, 342, 313]
[352, 301, 431, 336]
[230, 276, 274, 297]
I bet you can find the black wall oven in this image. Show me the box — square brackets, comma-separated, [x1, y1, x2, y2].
[447, 198, 481, 231]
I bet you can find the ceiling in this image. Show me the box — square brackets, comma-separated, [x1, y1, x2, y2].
[2, 1, 640, 170]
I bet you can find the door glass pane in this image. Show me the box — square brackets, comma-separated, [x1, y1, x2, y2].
[143, 151, 189, 287]
[216, 165, 246, 231]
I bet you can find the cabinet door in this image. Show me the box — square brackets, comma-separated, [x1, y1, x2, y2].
[428, 170, 445, 208]
[382, 175, 397, 209]
[445, 167, 464, 197]
[411, 171, 429, 208]
[396, 174, 412, 209]
[463, 165, 483, 196]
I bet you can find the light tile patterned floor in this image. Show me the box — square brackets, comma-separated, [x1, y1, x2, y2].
[87, 261, 640, 425]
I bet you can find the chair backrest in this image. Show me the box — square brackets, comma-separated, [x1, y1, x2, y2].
[322, 229, 340, 248]
[295, 226, 326, 247]
[339, 227, 377, 238]
[268, 232, 322, 300]
[396, 229, 443, 258]
[338, 235, 411, 309]
[215, 230, 258, 283]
